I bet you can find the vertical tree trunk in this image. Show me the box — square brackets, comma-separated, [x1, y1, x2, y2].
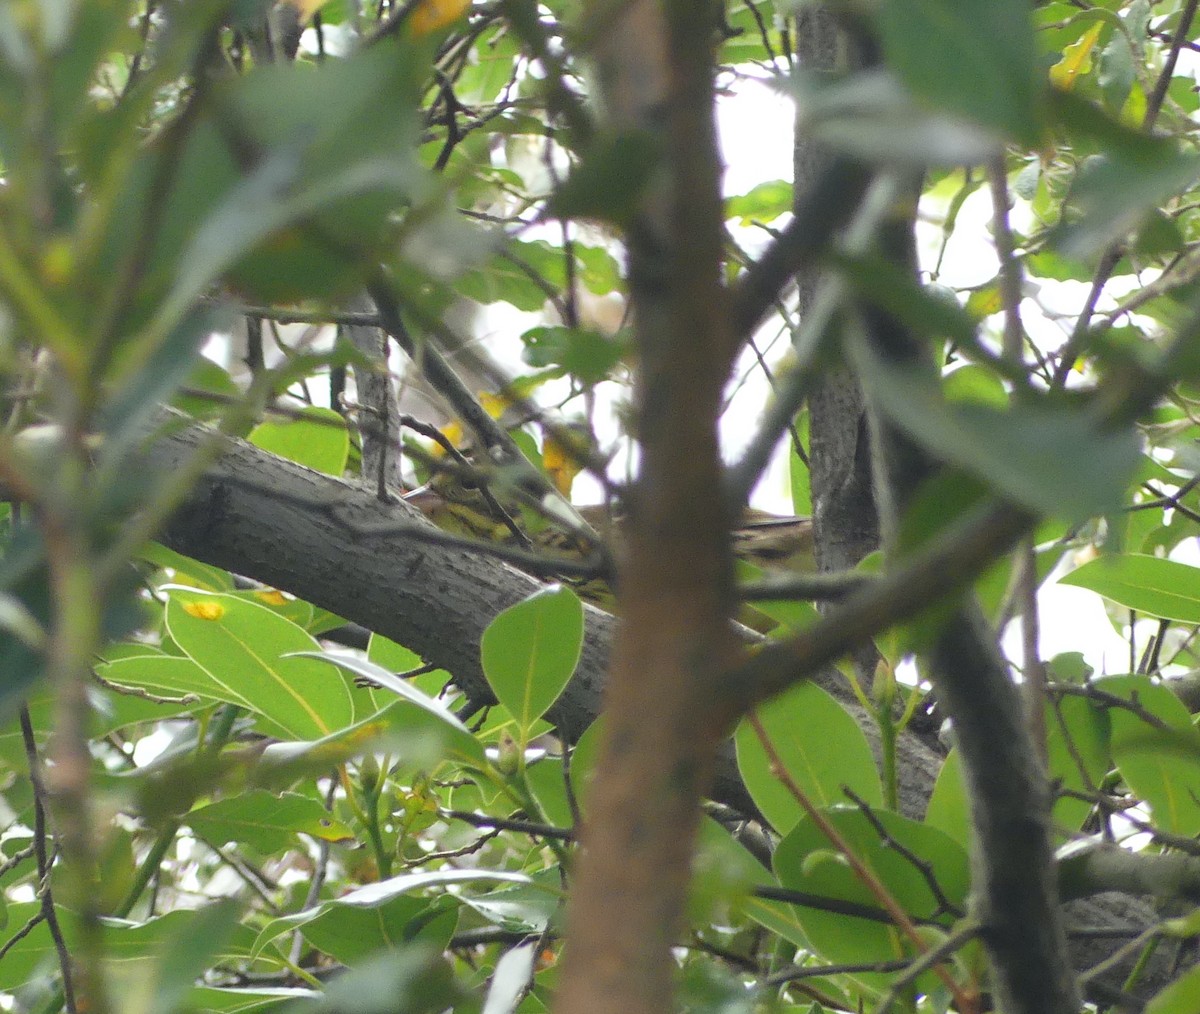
[555, 1, 738, 1010]
[792, 10, 1081, 1011]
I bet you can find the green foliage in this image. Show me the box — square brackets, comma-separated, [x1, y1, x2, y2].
[249, 409, 350, 476]
[736, 684, 882, 834]
[1061, 554, 1200, 623]
[481, 586, 583, 745]
[878, 0, 1042, 145]
[3, 0, 1200, 1010]
[771, 808, 968, 993]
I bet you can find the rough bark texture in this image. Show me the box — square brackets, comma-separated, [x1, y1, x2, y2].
[794, 10, 1080, 1012]
[141, 419, 1177, 1002]
[144, 418, 944, 815]
[555, 1, 737, 1010]
[342, 291, 402, 490]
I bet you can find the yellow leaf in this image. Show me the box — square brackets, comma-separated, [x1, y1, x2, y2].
[478, 391, 512, 418]
[183, 601, 226, 621]
[1049, 22, 1103, 91]
[410, 0, 470, 36]
[965, 283, 1003, 319]
[256, 590, 287, 606]
[435, 392, 508, 454]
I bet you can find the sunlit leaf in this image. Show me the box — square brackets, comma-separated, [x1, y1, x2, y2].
[1060, 555, 1200, 623]
[248, 407, 349, 476]
[481, 586, 584, 740]
[165, 590, 355, 739]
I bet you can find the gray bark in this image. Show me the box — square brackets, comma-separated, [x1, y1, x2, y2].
[139, 419, 1173, 1004]
[143, 417, 936, 817]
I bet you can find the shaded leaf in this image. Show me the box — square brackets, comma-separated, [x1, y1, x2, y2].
[856, 345, 1139, 519]
[736, 684, 882, 836]
[481, 586, 583, 740]
[187, 790, 354, 853]
[289, 654, 486, 769]
[773, 807, 969, 973]
[878, 0, 1041, 145]
[550, 131, 661, 225]
[1095, 674, 1200, 837]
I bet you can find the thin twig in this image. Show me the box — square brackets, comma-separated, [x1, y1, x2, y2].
[747, 713, 975, 1010]
[20, 705, 76, 1013]
[842, 788, 963, 919]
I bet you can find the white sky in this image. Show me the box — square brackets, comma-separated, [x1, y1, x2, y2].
[714, 79, 1140, 676]
[200, 69, 1154, 678]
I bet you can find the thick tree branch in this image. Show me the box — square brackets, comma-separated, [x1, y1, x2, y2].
[556, 0, 739, 1009]
[726, 156, 872, 365]
[136, 418, 1177, 998]
[1062, 843, 1200, 905]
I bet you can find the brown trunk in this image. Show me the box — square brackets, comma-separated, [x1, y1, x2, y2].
[555, 0, 737, 1010]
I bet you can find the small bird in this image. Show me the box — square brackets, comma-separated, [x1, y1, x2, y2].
[406, 475, 814, 630]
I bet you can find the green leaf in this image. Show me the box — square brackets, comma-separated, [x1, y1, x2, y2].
[1054, 146, 1200, 257]
[481, 586, 584, 740]
[282, 946, 462, 1014]
[1095, 674, 1200, 837]
[187, 790, 353, 853]
[689, 815, 773, 925]
[727, 180, 794, 225]
[120, 900, 244, 1014]
[453, 870, 562, 932]
[944, 364, 1009, 408]
[251, 705, 466, 785]
[172, 356, 239, 420]
[838, 252, 978, 347]
[139, 542, 234, 592]
[1045, 694, 1111, 835]
[736, 683, 883, 835]
[924, 749, 968, 848]
[147, 40, 427, 322]
[293, 653, 486, 769]
[100, 306, 223, 449]
[164, 590, 355, 740]
[522, 754, 573, 829]
[550, 131, 661, 225]
[521, 326, 628, 384]
[367, 634, 424, 672]
[1147, 956, 1200, 1013]
[789, 411, 812, 516]
[0, 905, 242, 992]
[186, 986, 305, 1012]
[856, 346, 1139, 519]
[248, 407, 349, 476]
[1060, 554, 1200, 623]
[255, 892, 454, 967]
[878, 0, 1042, 145]
[95, 653, 224, 704]
[773, 807, 969, 970]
